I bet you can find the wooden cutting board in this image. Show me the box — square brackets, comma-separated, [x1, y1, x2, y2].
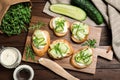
[22, 16, 113, 74]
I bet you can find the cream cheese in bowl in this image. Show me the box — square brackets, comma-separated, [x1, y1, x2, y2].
[0, 47, 21, 69]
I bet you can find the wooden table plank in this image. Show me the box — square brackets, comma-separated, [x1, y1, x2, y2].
[0, 0, 120, 80]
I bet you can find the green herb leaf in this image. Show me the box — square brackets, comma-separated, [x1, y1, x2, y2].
[25, 45, 36, 61]
[54, 18, 65, 32]
[82, 39, 96, 48]
[29, 22, 45, 30]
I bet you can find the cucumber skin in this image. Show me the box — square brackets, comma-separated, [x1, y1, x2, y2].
[71, 0, 104, 25]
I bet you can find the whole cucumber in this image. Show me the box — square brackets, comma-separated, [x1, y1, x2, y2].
[71, 0, 104, 25]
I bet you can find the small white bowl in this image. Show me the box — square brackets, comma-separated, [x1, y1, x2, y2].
[13, 65, 34, 80]
[0, 47, 21, 69]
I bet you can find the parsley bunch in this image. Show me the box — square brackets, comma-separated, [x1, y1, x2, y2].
[0, 3, 31, 36]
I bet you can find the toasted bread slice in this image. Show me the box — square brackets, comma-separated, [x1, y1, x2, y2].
[48, 39, 73, 59]
[71, 47, 93, 68]
[49, 17, 69, 36]
[32, 30, 50, 57]
[70, 22, 89, 43]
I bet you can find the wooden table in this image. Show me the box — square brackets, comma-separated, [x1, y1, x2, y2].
[0, 0, 120, 80]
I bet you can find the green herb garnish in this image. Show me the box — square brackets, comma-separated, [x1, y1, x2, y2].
[82, 39, 96, 48]
[75, 48, 92, 64]
[0, 3, 31, 36]
[50, 42, 68, 57]
[55, 18, 65, 32]
[33, 36, 46, 49]
[29, 22, 45, 30]
[32, 30, 46, 49]
[72, 23, 89, 40]
[26, 45, 35, 61]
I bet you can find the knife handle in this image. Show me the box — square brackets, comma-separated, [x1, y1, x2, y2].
[38, 58, 79, 80]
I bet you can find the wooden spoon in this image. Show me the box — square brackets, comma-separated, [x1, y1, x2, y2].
[38, 58, 79, 80]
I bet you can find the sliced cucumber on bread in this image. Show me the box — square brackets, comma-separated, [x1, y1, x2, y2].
[71, 22, 89, 43]
[48, 39, 73, 59]
[32, 30, 50, 57]
[50, 17, 69, 36]
[50, 4, 87, 21]
[71, 47, 93, 68]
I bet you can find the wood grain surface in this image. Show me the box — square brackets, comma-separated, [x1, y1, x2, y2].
[0, 0, 120, 80]
[22, 16, 113, 74]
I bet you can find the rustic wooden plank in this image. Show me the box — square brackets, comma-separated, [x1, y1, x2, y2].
[0, 0, 119, 80]
[27, 69, 120, 80]
[22, 16, 114, 75]
[22, 16, 105, 74]
[1, 66, 120, 80]
[31, 2, 51, 18]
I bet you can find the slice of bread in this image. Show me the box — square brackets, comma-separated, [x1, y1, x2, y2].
[48, 39, 73, 59]
[49, 17, 69, 36]
[70, 22, 89, 43]
[71, 47, 93, 68]
[32, 30, 50, 57]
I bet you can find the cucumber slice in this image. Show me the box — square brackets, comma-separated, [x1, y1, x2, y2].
[55, 26, 63, 32]
[50, 44, 55, 49]
[49, 49, 62, 58]
[39, 40, 46, 46]
[72, 27, 77, 35]
[76, 30, 85, 39]
[49, 42, 69, 58]
[85, 57, 92, 65]
[34, 30, 43, 38]
[33, 30, 47, 48]
[50, 4, 87, 21]
[75, 53, 84, 64]
[59, 43, 68, 54]
[37, 38, 44, 43]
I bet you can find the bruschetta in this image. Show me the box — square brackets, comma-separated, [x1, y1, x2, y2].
[32, 30, 50, 57]
[71, 47, 93, 68]
[48, 39, 73, 59]
[50, 17, 69, 36]
[70, 22, 89, 43]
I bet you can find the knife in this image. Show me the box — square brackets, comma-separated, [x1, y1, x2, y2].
[38, 58, 79, 80]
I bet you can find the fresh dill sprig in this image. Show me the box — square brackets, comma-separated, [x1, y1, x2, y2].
[82, 39, 96, 48]
[29, 21, 45, 30]
[26, 45, 35, 61]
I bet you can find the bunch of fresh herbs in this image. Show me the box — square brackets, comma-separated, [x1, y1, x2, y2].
[0, 3, 31, 36]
